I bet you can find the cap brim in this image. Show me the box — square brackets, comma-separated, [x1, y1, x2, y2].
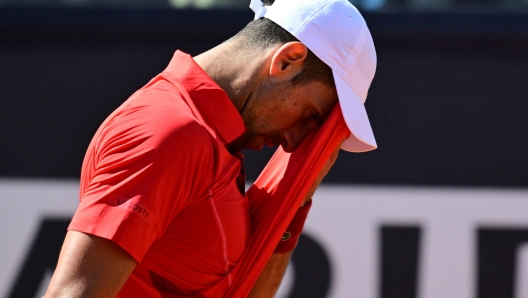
[333, 70, 377, 153]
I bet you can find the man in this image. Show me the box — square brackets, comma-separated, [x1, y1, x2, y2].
[44, 0, 377, 296]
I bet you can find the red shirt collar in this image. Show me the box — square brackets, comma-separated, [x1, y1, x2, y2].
[162, 50, 246, 144]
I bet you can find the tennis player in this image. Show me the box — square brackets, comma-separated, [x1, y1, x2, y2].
[44, 0, 377, 296]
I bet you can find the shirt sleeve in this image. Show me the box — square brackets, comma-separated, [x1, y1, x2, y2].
[69, 99, 215, 262]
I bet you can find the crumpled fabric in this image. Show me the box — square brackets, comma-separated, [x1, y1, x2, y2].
[224, 104, 350, 297]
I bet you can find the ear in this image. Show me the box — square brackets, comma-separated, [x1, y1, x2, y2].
[269, 42, 308, 82]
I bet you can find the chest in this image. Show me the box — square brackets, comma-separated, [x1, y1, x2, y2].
[140, 148, 249, 293]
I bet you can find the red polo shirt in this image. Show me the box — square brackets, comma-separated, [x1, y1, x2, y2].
[69, 51, 249, 296]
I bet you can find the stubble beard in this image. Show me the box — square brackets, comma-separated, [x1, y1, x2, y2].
[233, 79, 292, 152]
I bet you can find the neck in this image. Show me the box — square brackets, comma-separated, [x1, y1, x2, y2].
[193, 42, 265, 113]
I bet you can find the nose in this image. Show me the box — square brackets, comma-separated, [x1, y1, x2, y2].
[282, 122, 319, 153]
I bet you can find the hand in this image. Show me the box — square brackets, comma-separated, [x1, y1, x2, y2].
[300, 143, 341, 207]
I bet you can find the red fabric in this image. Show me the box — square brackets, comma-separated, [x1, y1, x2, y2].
[274, 200, 312, 253]
[225, 104, 350, 297]
[67, 49, 350, 297]
[69, 51, 250, 296]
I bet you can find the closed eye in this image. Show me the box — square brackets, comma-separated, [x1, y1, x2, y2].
[309, 112, 323, 127]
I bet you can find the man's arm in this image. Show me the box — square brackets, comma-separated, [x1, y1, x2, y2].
[44, 230, 137, 298]
[249, 146, 341, 297]
[248, 252, 291, 297]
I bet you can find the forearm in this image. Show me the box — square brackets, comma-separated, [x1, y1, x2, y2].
[248, 199, 313, 296]
[249, 252, 292, 297]
[248, 145, 340, 296]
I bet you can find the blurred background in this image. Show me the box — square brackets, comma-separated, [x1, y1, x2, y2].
[0, 0, 527, 297]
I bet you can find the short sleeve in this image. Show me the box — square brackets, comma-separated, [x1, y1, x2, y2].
[69, 97, 215, 262]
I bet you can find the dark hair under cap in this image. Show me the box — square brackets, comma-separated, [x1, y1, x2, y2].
[231, 4, 334, 88]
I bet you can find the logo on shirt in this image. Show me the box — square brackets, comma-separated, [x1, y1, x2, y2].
[115, 197, 154, 224]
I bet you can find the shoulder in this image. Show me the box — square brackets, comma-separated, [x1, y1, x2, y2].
[145, 100, 213, 152]
[150, 109, 215, 164]
[94, 89, 216, 171]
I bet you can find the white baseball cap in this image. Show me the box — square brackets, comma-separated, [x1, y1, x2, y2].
[250, 0, 377, 152]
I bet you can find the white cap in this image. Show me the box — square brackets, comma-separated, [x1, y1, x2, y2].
[250, 0, 377, 152]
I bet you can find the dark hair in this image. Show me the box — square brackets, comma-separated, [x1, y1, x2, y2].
[232, 17, 334, 88]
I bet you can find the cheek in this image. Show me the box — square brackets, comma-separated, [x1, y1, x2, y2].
[243, 87, 305, 135]
[265, 110, 297, 131]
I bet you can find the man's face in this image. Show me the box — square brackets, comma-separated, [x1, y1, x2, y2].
[236, 79, 338, 153]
